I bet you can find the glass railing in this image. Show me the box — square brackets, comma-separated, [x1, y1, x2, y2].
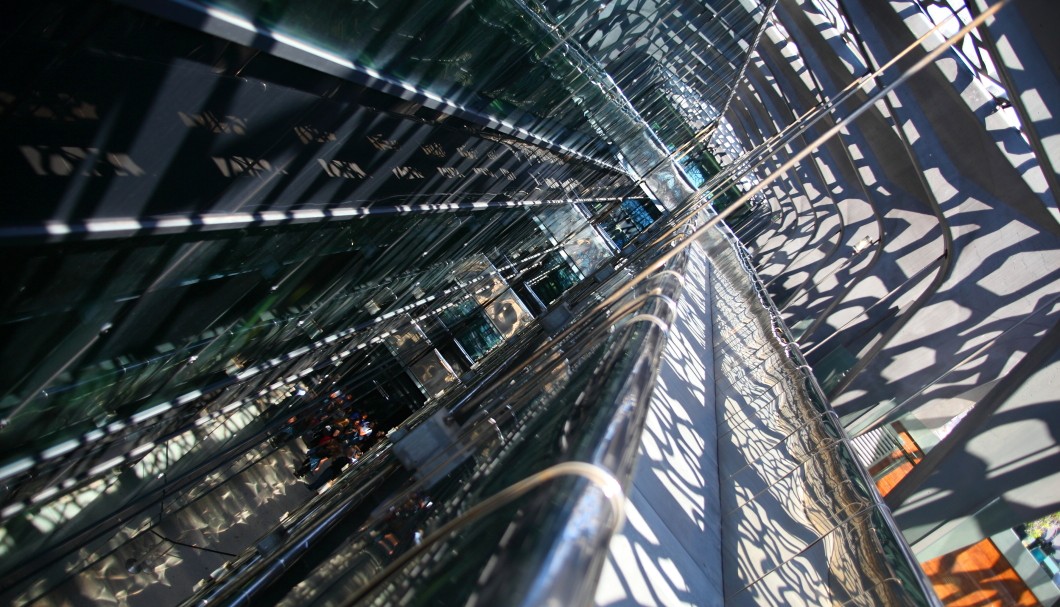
[176, 218, 693, 607]
[703, 217, 940, 606]
[165, 196, 940, 607]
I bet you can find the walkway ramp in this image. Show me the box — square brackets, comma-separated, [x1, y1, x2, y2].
[597, 230, 939, 606]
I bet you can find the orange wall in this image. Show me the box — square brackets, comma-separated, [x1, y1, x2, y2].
[868, 428, 1037, 606]
[921, 538, 1040, 607]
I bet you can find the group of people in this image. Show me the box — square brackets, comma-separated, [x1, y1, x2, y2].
[274, 389, 380, 491]
[272, 388, 437, 558]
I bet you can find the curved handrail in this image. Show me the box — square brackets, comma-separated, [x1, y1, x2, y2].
[177, 226, 692, 606]
[342, 461, 624, 606]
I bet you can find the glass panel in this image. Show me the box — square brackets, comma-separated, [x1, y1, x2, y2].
[484, 289, 533, 340]
[406, 348, 460, 399]
[728, 510, 934, 607]
[527, 251, 581, 305]
[439, 299, 503, 362]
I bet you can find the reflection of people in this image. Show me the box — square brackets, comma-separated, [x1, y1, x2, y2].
[306, 445, 361, 491]
[376, 493, 434, 555]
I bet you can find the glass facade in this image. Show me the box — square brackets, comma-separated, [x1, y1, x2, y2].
[2, 0, 1055, 605]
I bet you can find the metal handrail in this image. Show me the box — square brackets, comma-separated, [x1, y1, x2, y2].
[176, 227, 691, 606]
[342, 461, 624, 606]
[434, 232, 693, 607]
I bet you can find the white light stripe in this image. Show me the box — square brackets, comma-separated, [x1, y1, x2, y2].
[175, 390, 202, 405]
[236, 368, 259, 380]
[271, 32, 356, 70]
[86, 220, 141, 232]
[130, 442, 156, 458]
[201, 213, 253, 225]
[41, 440, 79, 460]
[0, 459, 33, 481]
[12, 195, 628, 240]
[31, 486, 59, 504]
[155, 217, 194, 228]
[1, 504, 24, 518]
[204, 5, 256, 32]
[132, 403, 173, 424]
[221, 401, 244, 414]
[88, 456, 126, 477]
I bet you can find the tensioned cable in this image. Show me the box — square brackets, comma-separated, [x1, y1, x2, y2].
[451, 0, 1011, 419]
[618, 2, 966, 212]
[603, 0, 1011, 319]
[590, 8, 957, 228]
[0, 195, 627, 516]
